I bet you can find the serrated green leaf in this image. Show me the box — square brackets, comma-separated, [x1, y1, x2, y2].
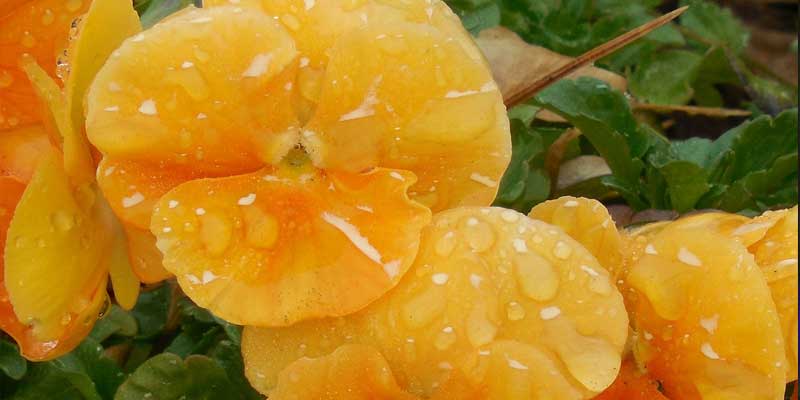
[534, 77, 646, 189]
[679, 0, 749, 54]
[115, 354, 239, 400]
[630, 49, 703, 105]
[0, 339, 26, 380]
[708, 109, 798, 183]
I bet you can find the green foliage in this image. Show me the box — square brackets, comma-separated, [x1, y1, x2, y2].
[527, 77, 798, 213]
[134, 0, 201, 28]
[446, 0, 797, 111]
[1, 284, 262, 399]
[0, 339, 27, 380]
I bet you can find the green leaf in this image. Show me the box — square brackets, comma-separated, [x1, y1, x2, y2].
[495, 119, 545, 206]
[115, 354, 240, 400]
[679, 0, 749, 54]
[208, 341, 263, 400]
[130, 283, 173, 340]
[90, 305, 138, 343]
[0, 339, 26, 380]
[11, 339, 123, 400]
[657, 161, 710, 212]
[708, 109, 799, 183]
[446, 0, 501, 34]
[137, 0, 199, 28]
[534, 77, 646, 190]
[630, 49, 704, 105]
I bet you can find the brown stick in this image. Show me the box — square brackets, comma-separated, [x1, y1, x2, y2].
[633, 103, 752, 118]
[504, 6, 689, 107]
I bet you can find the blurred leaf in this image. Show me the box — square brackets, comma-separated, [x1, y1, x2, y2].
[680, 0, 749, 54]
[630, 50, 703, 105]
[208, 341, 263, 400]
[90, 306, 138, 343]
[115, 354, 240, 400]
[11, 339, 124, 400]
[0, 339, 26, 380]
[130, 283, 172, 340]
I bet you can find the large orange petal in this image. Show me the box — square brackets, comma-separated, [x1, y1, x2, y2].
[628, 224, 786, 399]
[3, 153, 111, 357]
[204, 0, 510, 211]
[151, 164, 430, 326]
[0, 0, 89, 130]
[301, 21, 509, 211]
[204, 0, 484, 68]
[97, 158, 206, 230]
[243, 207, 628, 398]
[86, 6, 299, 175]
[270, 344, 418, 400]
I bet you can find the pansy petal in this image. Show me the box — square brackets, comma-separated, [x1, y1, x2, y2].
[302, 21, 509, 211]
[243, 207, 628, 398]
[0, 0, 89, 129]
[529, 196, 623, 277]
[86, 6, 299, 175]
[124, 226, 171, 284]
[628, 224, 786, 399]
[206, 0, 508, 211]
[270, 344, 418, 400]
[108, 219, 140, 310]
[151, 164, 430, 326]
[4, 154, 111, 345]
[97, 158, 206, 230]
[749, 207, 798, 382]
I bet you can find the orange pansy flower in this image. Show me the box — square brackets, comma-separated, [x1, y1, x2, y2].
[86, 2, 511, 327]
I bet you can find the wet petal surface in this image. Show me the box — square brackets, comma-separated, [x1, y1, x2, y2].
[151, 164, 430, 326]
[242, 207, 628, 399]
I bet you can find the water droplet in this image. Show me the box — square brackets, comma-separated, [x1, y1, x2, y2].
[0, 71, 13, 88]
[434, 231, 456, 256]
[434, 327, 456, 350]
[513, 252, 559, 301]
[466, 303, 497, 347]
[193, 46, 210, 63]
[199, 212, 233, 256]
[60, 313, 72, 325]
[506, 301, 526, 321]
[553, 241, 572, 260]
[463, 217, 495, 252]
[21, 31, 36, 48]
[51, 211, 76, 231]
[41, 9, 55, 25]
[242, 206, 279, 249]
[66, 0, 83, 12]
[401, 287, 445, 329]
